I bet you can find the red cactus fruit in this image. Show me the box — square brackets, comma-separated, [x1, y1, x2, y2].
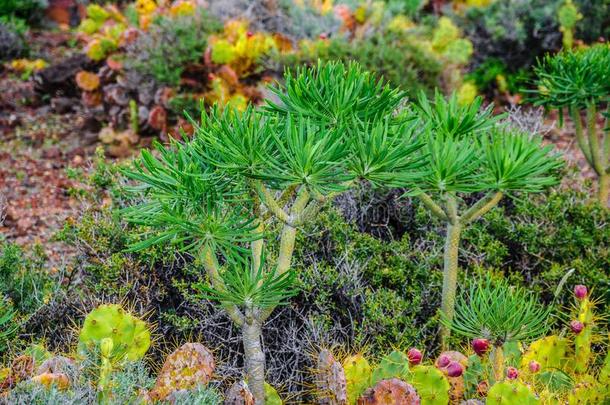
[570, 320, 584, 334]
[319, 32, 329, 40]
[574, 285, 588, 300]
[472, 338, 490, 356]
[506, 367, 518, 380]
[407, 348, 423, 366]
[437, 354, 451, 368]
[446, 361, 463, 377]
[246, 31, 254, 38]
[528, 361, 541, 373]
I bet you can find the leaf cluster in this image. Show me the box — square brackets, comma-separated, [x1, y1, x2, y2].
[408, 91, 563, 195]
[442, 276, 551, 345]
[532, 44, 610, 109]
[194, 253, 298, 310]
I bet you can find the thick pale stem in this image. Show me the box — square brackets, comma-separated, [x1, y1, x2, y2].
[599, 174, 609, 207]
[251, 222, 264, 275]
[417, 192, 449, 221]
[570, 105, 593, 166]
[461, 192, 503, 224]
[440, 221, 462, 348]
[243, 319, 266, 404]
[257, 182, 290, 224]
[602, 103, 610, 159]
[491, 345, 505, 383]
[586, 103, 604, 176]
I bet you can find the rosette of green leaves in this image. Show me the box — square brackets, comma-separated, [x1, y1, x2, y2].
[532, 44, 610, 111]
[442, 276, 551, 345]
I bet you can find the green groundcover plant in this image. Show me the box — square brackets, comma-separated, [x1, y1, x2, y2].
[120, 61, 562, 402]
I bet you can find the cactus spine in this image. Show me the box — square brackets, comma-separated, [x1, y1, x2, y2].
[316, 349, 348, 405]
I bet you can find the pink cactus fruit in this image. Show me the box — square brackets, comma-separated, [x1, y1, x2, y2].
[506, 367, 519, 380]
[472, 338, 490, 356]
[570, 320, 584, 334]
[574, 285, 588, 300]
[407, 348, 423, 366]
[446, 361, 464, 378]
[528, 360, 541, 373]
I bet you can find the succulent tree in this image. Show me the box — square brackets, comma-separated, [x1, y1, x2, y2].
[409, 91, 562, 346]
[532, 44, 610, 205]
[121, 61, 424, 403]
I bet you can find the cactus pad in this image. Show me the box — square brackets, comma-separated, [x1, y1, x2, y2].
[265, 382, 283, 405]
[316, 349, 348, 405]
[150, 342, 215, 401]
[78, 304, 151, 362]
[343, 354, 372, 405]
[357, 378, 420, 405]
[520, 335, 568, 371]
[574, 298, 594, 374]
[487, 381, 539, 405]
[408, 365, 450, 405]
[372, 351, 410, 384]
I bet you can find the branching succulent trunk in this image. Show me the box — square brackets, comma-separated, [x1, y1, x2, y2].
[419, 191, 503, 348]
[440, 222, 461, 347]
[569, 104, 610, 206]
[243, 317, 266, 403]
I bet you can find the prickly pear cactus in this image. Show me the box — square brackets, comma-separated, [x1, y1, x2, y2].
[520, 335, 568, 371]
[78, 304, 151, 362]
[573, 298, 594, 374]
[408, 365, 450, 405]
[372, 351, 410, 384]
[150, 343, 215, 401]
[486, 381, 538, 405]
[567, 378, 606, 405]
[343, 354, 372, 405]
[316, 349, 348, 405]
[265, 382, 283, 405]
[357, 378, 420, 405]
[436, 351, 467, 404]
[224, 380, 255, 405]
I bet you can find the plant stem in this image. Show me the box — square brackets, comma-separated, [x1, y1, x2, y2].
[599, 174, 609, 206]
[491, 345, 505, 383]
[243, 317, 266, 404]
[586, 103, 604, 176]
[461, 192, 503, 224]
[569, 105, 593, 166]
[417, 192, 448, 221]
[440, 219, 462, 348]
